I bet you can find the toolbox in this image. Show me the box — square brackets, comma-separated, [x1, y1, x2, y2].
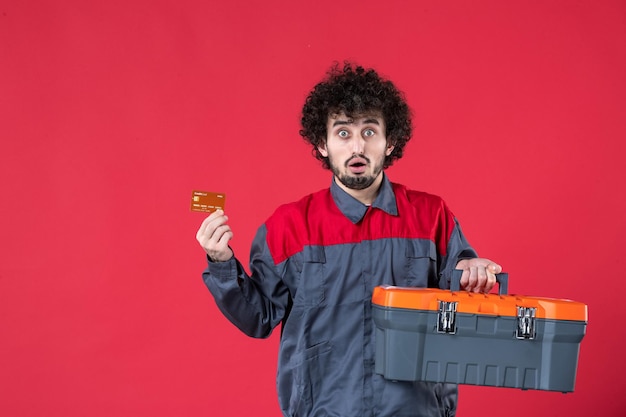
[372, 272, 587, 392]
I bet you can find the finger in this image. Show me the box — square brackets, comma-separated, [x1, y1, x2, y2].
[472, 266, 488, 293]
[206, 223, 231, 247]
[488, 262, 502, 274]
[459, 268, 470, 290]
[197, 210, 224, 236]
[471, 267, 482, 293]
[484, 270, 497, 293]
[483, 262, 502, 293]
[202, 211, 229, 239]
[216, 228, 234, 247]
[466, 266, 479, 292]
[212, 223, 232, 241]
[207, 226, 234, 261]
[475, 265, 495, 293]
[197, 213, 229, 250]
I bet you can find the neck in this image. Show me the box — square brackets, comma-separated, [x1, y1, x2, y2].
[334, 173, 385, 205]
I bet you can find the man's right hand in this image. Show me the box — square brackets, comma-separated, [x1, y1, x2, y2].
[196, 209, 234, 262]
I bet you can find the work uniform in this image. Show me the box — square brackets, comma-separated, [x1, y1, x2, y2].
[203, 174, 477, 417]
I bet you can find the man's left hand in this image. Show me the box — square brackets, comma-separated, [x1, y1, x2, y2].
[455, 258, 502, 293]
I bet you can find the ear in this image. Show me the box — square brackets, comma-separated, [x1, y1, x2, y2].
[318, 142, 328, 157]
[385, 144, 395, 156]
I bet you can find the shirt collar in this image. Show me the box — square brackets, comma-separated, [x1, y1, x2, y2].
[330, 173, 398, 224]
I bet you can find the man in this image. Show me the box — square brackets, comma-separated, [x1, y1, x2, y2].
[196, 63, 501, 417]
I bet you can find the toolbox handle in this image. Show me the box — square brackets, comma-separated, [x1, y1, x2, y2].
[451, 270, 509, 295]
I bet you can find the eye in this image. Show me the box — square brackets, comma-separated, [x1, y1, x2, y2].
[363, 128, 375, 137]
[337, 130, 349, 138]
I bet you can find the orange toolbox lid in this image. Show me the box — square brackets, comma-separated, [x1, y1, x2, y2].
[372, 277, 587, 322]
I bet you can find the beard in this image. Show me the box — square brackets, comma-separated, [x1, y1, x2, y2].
[329, 154, 385, 191]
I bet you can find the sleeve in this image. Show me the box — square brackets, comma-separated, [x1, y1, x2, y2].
[436, 204, 478, 290]
[202, 223, 291, 338]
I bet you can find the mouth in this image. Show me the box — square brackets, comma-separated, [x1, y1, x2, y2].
[347, 156, 368, 174]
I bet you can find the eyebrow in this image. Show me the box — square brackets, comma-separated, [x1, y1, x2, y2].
[331, 118, 381, 127]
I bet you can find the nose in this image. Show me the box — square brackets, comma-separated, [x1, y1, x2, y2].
[351, 135, 365, 154]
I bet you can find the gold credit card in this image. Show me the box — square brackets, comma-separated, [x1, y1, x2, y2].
[190, 190, 225, 213]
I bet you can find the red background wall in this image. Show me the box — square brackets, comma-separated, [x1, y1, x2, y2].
[1, 1, 625, 416]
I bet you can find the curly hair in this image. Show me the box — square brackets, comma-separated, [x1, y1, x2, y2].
[299, 62, 413, 169]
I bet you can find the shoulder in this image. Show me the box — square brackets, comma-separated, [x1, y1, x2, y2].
[390, 182, 457, 227]
[267, 188, 330, 226]
[391, 182, 448, 209]
[263, 188, 330, 263]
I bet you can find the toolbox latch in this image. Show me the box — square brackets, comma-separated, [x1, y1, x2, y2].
[437, 301, 458, 334]
[516, 306, 537, 340]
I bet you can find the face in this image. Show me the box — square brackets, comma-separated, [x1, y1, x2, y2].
[318, 113, 394, 191]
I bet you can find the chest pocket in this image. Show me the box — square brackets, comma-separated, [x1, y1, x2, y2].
[404, 241, 437, 287]
[294, 245, 326, 306]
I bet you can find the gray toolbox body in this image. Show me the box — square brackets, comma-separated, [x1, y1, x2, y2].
[372, 272, 587, 392]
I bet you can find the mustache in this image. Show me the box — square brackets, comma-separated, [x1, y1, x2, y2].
[345, 154, 371, 167]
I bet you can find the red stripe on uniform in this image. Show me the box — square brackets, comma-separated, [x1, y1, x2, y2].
[264, 183, 456, 265]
